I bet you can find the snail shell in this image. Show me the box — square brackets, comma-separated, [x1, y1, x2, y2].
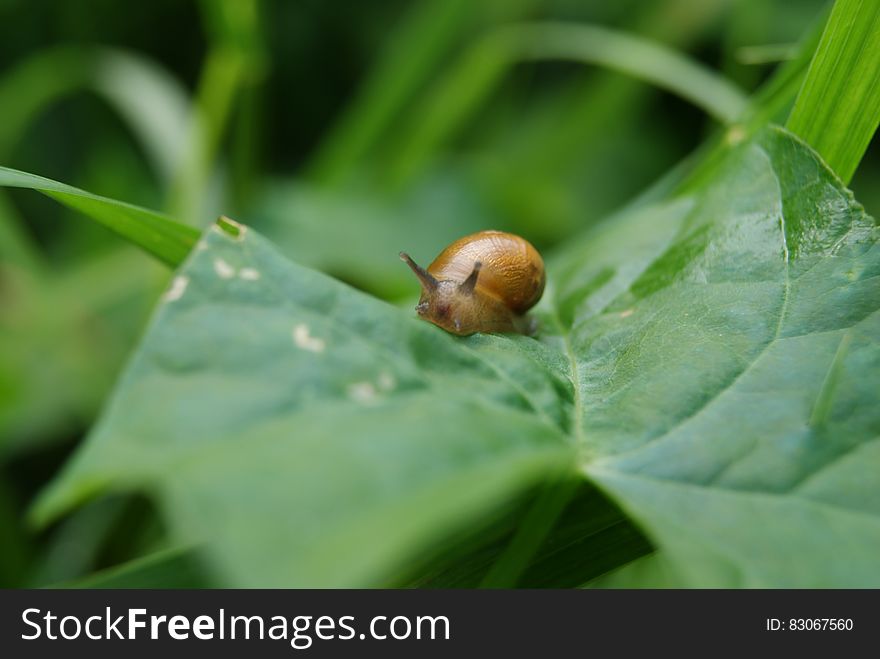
[400, 230, 545, 336]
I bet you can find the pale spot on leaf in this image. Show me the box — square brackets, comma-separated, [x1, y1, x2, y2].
[347, 382, 377, 404]
[620, 308, 634, 318]
[162, 276, 189, 302]
[377, 372, 396, 391]
[239, 267, 261, 281]
[214, 258, 236, 279]
[292, 323, 325, 353]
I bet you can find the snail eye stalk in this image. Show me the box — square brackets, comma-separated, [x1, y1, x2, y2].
[399, 252, 439, 291]
[458, 261, 482, 295]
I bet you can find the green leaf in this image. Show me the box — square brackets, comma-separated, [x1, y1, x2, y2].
[34, 126, 879, 587]
[570, 127, 880, 587]
[0, 166, 198, 267]
[33, 221, 574, 587]
[787, 0, 880, 183]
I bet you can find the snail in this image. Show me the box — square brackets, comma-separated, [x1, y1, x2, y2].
[400, 230, 545, 336]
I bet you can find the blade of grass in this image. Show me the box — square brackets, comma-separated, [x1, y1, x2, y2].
[307, 0, 475, 185]
[671, 6, 830, 198]
[736, 43, 798, 65]
[91, 49, 192, 185]
[308, 0, 544, 186]
[0, 46, 191, 184]
[27, 498, 126, 587]
[166, 0, 265, 225]
[516, 23, 748, 122]
[473, 0, 731, 242]
[229, 71, 264, 210]
[0, 166, 198, 267]
[479, 477, 579, 587]
[787, 0, 880, 183]
[386, 21, 747, 186]
[526, 6, 829, 227]
[0, 47, 95, 273]
[719, 0, 773, 91]
[503, 0, 732, 186]
[740, 5, 829, 130]
[0, 47, 94, 158]
[0, 46, 193, 271]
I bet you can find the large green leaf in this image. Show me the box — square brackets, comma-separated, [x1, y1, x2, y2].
[34, 126, 879, 587]
[34, 219, 575, 587]
[572, 127, 880, 586]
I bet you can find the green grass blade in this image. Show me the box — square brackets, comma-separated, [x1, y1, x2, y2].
[387, 21, 747, 185]
[787, 0, 880, 183]
[307, 0, 476, 185]
[0, 47, 96, 272]
[91, 48, 192, 185]
[0, 166, 198, 267]
[0, 45, 190, 183]
[480, 477, 579, 588]
[166, 0, 265, 225]
[0, 46, 193, 270]
[307, 0, 545, 186]
[742, 6, 828, 129]
[735, 43, 798, 65]
[500, 0, 732, 186]
[515, 23, 748, 124]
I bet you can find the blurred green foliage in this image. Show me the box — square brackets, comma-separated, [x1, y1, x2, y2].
[1, 0, 876, 587]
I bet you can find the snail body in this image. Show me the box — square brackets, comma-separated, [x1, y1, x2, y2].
[400, 230, 545, 336]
